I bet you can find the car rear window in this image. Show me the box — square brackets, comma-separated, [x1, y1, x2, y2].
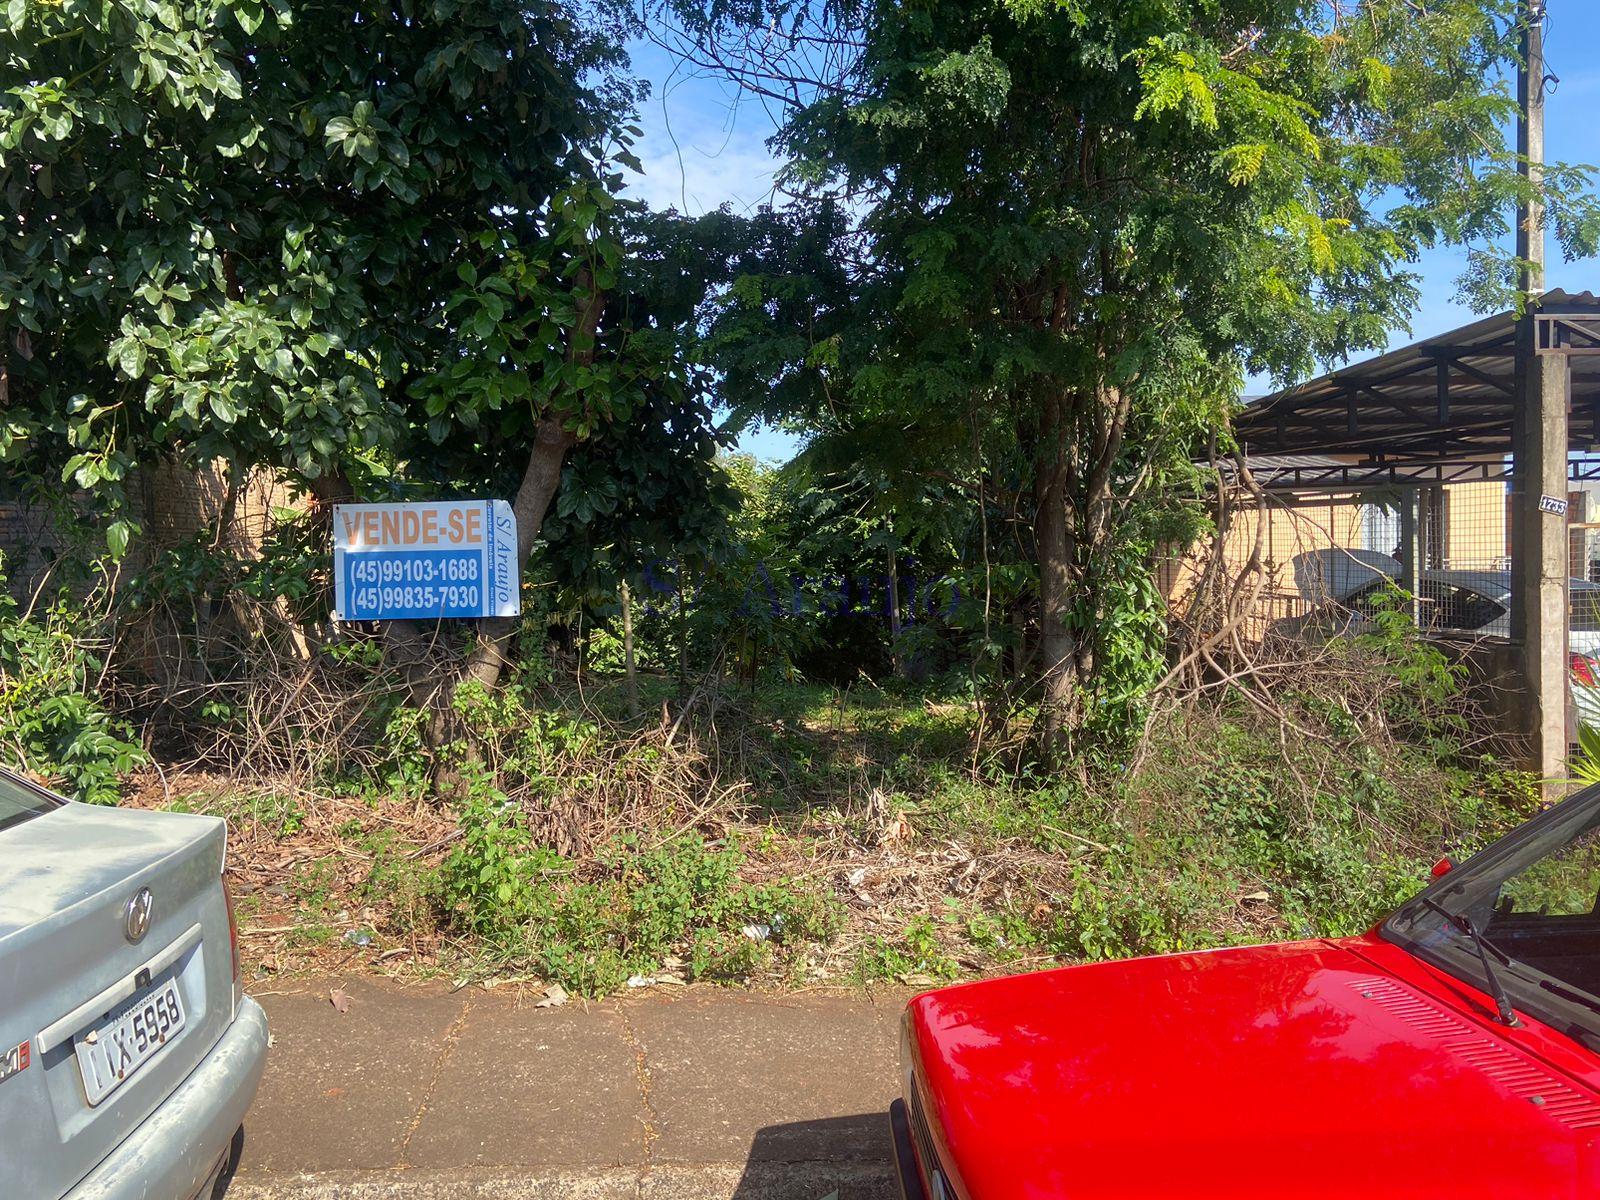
[0, 769, 63, 833]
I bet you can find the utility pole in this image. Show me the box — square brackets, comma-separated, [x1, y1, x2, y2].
[1511, 0, 1570, 782]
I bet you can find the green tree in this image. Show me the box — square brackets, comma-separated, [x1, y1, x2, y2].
[661, 0, 1600, 752]
[0, 0, 741, 731]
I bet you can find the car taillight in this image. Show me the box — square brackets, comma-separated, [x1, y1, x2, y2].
[223, 873, 242, 1015]
[1573, 653, 1598, 688]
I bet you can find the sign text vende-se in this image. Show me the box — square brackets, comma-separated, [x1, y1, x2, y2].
[333, 501, 520, 622]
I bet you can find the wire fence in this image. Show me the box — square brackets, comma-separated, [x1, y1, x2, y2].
[1157, 477, 1600, 751]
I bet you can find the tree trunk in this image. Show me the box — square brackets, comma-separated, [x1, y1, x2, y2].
[425, 265, 604, 720]
[676, 563, 690, 692]
[887, 544, 904, 678]
[322, 273, 603, 792]
[429, 417, 576, 797]
[621, 577, 638, 717]
[1011, 601, 1029, 691]
[1035, 460, 1074, 744]
[452, 415, 577, 695]
[1034, 389, 1075, 747]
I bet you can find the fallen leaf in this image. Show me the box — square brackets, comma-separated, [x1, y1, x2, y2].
[879, 810, 913, 847]
[536, 983, 569, 1008]
[1242, 890, 1271, 904]
[329, 987, 351, 1014]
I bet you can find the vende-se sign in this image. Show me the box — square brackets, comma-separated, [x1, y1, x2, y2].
[333, 501, 520, 622]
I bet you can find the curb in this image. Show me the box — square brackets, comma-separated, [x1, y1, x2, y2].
[230, 1162, 898, 1200]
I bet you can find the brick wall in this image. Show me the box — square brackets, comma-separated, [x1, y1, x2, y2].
[0, 460, 298, 600]
[133, 459, 292, 556]
[0, 490, 78, 601]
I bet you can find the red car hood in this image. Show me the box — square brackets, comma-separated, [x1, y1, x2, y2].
[906, 938, 1600, 1200]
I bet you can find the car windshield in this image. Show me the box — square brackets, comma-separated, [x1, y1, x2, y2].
[0, 768, 62, 833]
[1386, 785, 1600, 1034]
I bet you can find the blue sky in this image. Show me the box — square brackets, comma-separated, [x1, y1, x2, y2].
[621, 3, 1600, 462]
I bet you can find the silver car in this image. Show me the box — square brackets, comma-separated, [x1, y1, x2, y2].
[0, 768, 268, 1199]
[1268, 567, 1600, 727]
[1270, 567, 1600, 650]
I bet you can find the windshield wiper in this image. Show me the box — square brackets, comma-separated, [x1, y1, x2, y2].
[1537, 976, 1600, 1019]
[1418, 896, 1522, 1027]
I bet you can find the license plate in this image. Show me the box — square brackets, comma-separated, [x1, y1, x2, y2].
[73, 979, 186, 1106]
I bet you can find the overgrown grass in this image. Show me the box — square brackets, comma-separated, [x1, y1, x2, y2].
[130, 637, 1540, 997]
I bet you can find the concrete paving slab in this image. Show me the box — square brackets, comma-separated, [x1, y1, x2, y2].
[621, 990, 907, 1166]
[403, 995, 646, 1170]
[640, 1161, 895, 1200]
[235, 978, 912, 1196]
[241, 978, 470, 1174]
[228, 1162, 896, 1200]
[230, 1166, 641, 1200]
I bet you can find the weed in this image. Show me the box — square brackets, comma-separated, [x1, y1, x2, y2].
[853, 915, 960, 984]
[358, 828, 439, 939]
[128, 640, 1539, 997]
[289, 859, 340, 912]
[436, 777, 842, 994]
[0, 555, 147, 802]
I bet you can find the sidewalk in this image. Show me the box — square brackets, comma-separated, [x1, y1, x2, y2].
[230, 976, 913, 1200]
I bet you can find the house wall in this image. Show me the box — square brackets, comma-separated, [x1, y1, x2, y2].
[1442, 480, 1510, 569]
[1160, 480, 1513, 638]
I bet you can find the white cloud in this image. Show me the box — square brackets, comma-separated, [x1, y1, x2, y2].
[628, 133, 781, 216]
[620, 46, 786, 217]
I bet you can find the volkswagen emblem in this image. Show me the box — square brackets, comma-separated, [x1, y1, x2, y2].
[124, 888, 153, 944]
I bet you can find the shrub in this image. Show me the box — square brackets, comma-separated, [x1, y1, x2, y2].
[0, 557, 147, 802]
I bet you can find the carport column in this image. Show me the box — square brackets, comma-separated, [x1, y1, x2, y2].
[1397, 490, 1420, 625]
[1514, 352, 1570, 779]
[1514, 347, 1570, 778]
[1511, 0, 1568, 780]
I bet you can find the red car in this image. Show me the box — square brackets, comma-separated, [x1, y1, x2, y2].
[891, 787, 1600, 1199]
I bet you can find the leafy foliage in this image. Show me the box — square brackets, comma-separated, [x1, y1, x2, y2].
[0, 0, 669, 542]
[0, 557, 147, 802]
[669, 0, 1600, 752]
[437, 779, 841, 994]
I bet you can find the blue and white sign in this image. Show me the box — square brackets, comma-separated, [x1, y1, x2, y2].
[333, 500, 520, 622]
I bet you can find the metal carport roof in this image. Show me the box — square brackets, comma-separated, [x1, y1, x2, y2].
[1233, 290, 1600, 489]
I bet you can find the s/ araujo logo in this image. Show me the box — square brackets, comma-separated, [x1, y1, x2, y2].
[333, 501, 520, 622]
